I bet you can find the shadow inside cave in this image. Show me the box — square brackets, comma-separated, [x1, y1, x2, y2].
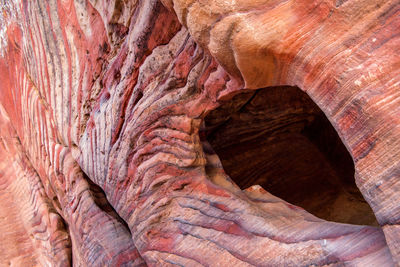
[204, 86, 378, 226]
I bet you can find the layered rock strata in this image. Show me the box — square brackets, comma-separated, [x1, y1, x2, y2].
[0, 0, 399, 265]
[204, 86, 378, 226]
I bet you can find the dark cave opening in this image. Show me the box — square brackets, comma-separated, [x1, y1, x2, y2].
[204, 86, 378, 226]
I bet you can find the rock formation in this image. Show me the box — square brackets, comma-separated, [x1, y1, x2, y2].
[0, 0, 399, 266]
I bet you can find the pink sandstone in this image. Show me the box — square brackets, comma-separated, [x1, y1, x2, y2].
[0, 0, 399, 265]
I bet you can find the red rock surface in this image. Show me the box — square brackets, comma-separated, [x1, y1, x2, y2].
[204, 85, 379, 226]
[0, 0, 399, 266]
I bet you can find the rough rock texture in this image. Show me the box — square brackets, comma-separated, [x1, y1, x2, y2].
[204, 85, 378, 226]
[0, 0, 399, 266]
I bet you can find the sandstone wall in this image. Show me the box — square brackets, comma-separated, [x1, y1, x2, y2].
[0, 0, 399, 265]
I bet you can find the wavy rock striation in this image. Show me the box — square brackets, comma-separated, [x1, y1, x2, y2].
[0, 0, 399, 266]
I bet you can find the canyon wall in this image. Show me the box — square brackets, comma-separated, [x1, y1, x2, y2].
[0, 0, 399, 266]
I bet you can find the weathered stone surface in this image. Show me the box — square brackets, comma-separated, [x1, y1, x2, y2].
[0, 0, 399, 266]
[0, 106, 71, 266]
[204, 85, 378, 226]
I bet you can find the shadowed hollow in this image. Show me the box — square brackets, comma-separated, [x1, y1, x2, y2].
[204, 86, 378, 226]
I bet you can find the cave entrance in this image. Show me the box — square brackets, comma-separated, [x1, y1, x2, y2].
[204, 86, 377, 226]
